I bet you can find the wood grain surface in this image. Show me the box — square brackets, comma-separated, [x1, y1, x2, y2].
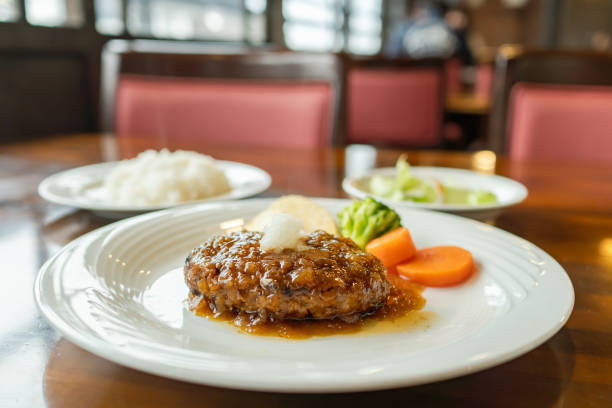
[1, 134, 610, 407]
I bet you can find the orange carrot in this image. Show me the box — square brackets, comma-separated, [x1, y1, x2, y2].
[365, 227, 416, 268]
[396, 246, 474, 287]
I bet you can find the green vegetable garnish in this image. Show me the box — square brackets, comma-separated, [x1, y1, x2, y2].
[368, 155, 497, 205]
[338, 197, 401, 249]
[443, 186, 497, 205]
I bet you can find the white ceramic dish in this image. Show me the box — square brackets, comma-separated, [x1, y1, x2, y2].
[38, 160, 271, 218]
[342, 167, 528, 221]
[35, 198, 573, 393]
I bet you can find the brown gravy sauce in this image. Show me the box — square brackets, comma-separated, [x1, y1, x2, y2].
[188, 274, 430, 339]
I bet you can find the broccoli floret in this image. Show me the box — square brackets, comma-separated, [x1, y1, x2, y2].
[338, 197, 401, 249]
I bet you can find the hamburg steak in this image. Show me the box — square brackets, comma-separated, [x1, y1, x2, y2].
[184, 230, 391, 321]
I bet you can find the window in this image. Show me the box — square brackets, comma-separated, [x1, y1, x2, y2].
[0, 0, 19, 22]
[25, 0, 84, 28]
[125, 0, 266, 43]
[346, 0, 382, 55]
[95, 0, 124, 35]
[283, 0, 343, 52]
[283, 0, 383, 55]
[245, 0, 267, 44]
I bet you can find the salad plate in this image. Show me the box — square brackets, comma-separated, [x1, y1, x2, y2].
[35, 198, 573, 393]
[343, 166, 528, 221]
[38, 160, 271, 218]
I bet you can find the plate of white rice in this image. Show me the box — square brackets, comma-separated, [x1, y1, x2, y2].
[38, 149, 271, 217]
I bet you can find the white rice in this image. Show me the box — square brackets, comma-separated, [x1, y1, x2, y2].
[103, 149, 231, 205]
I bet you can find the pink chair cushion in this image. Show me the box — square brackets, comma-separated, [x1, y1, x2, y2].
[347, 68, 442, 146]
[508, 83, 612, 162]
[444, 58, 463, 95]
[475, 63, 494, 101]
[115, 75, 332, 148]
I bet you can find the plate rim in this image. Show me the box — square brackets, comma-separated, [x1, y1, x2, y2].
[342, 166, 528, 212]
[38, 160, 272, 212]
[35, 198, 574, 393]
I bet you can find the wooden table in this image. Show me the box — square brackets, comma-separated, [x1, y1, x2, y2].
[445, 93, 491, 115]
[1, 133, 611, 407]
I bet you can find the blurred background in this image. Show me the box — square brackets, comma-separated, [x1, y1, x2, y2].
[1, 0, 611, 153]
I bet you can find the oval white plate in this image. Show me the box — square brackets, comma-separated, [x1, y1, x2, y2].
[342, 167, 528, 221]
[38, 160, 271, 217]
[35, 198, 573, 393]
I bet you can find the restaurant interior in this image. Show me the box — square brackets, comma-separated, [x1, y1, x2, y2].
[1, 0, 612, 407]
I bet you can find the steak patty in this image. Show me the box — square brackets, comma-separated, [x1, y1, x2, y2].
[184, 230, 391, 321]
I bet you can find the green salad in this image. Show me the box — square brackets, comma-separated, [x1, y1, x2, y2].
[368, 156, 497, 205]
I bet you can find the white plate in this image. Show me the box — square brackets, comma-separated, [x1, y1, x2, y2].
[35, 198, 573, 393]
[342, 167, 528, 221]
[38, 160, 271, 217]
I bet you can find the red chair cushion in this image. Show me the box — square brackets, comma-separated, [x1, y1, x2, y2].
[508, 83, 612, 162]
[347, 68, 442, 147]
[475, 63, 494, 101]
[115, 75, 333, 148]
[445, 58, 463, 95]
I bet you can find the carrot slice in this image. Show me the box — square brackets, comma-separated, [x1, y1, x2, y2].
[365, 227, 416, 268]
[396, 246, 474, 287]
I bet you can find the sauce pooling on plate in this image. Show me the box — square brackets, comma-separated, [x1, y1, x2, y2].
[189, 274, 426, 339]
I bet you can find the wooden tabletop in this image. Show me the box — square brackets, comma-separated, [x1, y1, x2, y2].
[445, 93, 491, 115]
[1, 133, 611, 407]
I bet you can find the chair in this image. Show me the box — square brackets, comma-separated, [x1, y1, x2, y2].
[345, 56, 445, 147]
[101, 40, 344, 148]
[489, 47, 612, 161]
[474, 62, 494, 101]
[444, 58, 463, 95]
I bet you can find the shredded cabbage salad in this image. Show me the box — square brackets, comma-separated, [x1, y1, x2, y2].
[368, 156, 497, 205]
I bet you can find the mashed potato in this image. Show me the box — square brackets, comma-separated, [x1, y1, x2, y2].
[246, 195, 338, 235]
[103, 149, 231, 205]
